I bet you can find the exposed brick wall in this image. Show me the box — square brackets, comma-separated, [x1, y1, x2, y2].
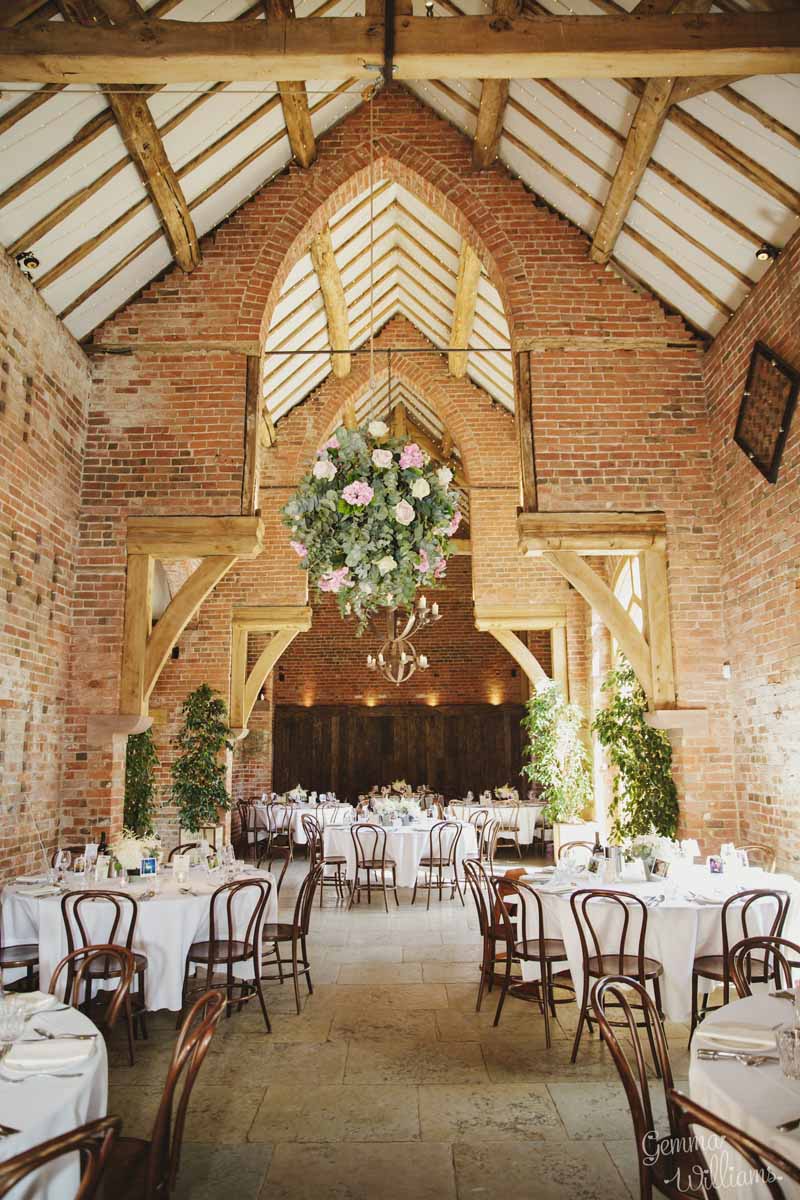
[0, 250, 90, 877]
[704, 228, 800, 871]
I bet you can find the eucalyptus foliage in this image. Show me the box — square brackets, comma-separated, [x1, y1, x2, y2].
[521, 683, 593, 824]
[124, 727, 159, 836]
[592, 660, 679, 842]
[282, 422, 460, 631]
[171, 684, 233, 833]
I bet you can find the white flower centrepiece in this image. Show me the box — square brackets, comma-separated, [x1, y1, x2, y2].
[111, 828, 161, 872]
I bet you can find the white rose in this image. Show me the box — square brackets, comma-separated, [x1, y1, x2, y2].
[372, 448, 393, 469]
[436, 466, 453, 487]
[411, 477, 430, 499]
[369, 420, 389, 438]
[394, 499, 415, 526]
[313, 459, 336, 481]
[377, 555, 397, 576]
[360, 580, 374, 594]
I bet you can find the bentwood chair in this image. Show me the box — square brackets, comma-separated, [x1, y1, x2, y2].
[468, 807, 490, 845]
[180, 879, 272, 1031]
[49, 945, 136, 1050]
[61, 890, 149, 1064]
[0, 895, 39, 991]
[591, 977, 696, 1200]
[463, 858, 504, 1012]
[490, 875, 569, 1046]
[739, 843, 777, 873]
[494, 800, 522, 857]
[348, 824, 399, 912]
[412, 821, 464, 909]
[532, 809, 554, 859]
[558, 840, 594, 866]
[691, 887, 789, 1034]
[49, 846, 86, 868]
[669, 1087, 800, 1200]
[570, 889, 665, 1072]
[730, 934, 800, 998]
[0, 1116, 121, 1199]
[301, 814, 348, 904]
[258, 803, 294, 876]
[262, 864, 323, 1014]
[101, 990, 225, 1200]
[167, 843, 198, 863]
[479, 818, 501, 872]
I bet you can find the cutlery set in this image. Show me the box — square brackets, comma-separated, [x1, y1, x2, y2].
[696, 1048, 778, 1067]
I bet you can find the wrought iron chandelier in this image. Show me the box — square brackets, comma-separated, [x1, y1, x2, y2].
[366, 597, 442, 685]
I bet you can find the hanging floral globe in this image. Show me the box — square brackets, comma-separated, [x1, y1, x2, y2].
[282, 421, 461, 631]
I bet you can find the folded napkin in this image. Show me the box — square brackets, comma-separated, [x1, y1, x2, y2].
[15, 875, 49, 885]
[695, 1022, 780, 1053]
[19, 884, 62, 898]
[5, 1038, 94, 1073]
[8, 991, 58, 1016]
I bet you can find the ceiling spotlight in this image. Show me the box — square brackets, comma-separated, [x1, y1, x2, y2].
[425, 1, 434, 15]
[755, 243, 779, 263]
[15, 250, 39, 280]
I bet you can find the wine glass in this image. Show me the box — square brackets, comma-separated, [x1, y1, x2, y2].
[0, 996, 26, 1066]
[54, 849, 72, 881]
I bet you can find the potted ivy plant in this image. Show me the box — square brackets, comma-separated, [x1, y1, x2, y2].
[124, 727, 159, 836]
[521, 683, 595, 858]
[592, 660, 679, 852]
[171, 683, 233, 846]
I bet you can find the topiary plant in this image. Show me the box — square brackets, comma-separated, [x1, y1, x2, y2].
[124, 727, 159, 836]
[592, 659, 679, 843]
[521, 683, 593, 824]
[171, 684, 233, 834]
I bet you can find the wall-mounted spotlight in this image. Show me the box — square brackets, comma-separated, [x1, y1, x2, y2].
[755, 243, 779, 263]
[425, 1, 434, 15]
[15, 250, 39, 281]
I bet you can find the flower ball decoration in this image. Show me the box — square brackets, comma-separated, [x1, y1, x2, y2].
[283, 420, 461, 630]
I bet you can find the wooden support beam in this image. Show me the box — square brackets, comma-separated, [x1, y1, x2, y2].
[86, 339, 260, 355]
[514, 334, 701, 352]
[119, 553, 153, 717]
[671, 73, 748, 102]
[309, 225, 351, 378]
[641, 548, 676, 707]
[229, 606, 312, 728]
[3, 0, 51, 22]
[266, 0, 316, 167]
[448, 242, 481, 377]
[550, 625, 570, 700]
[260, 410, 277, 449]
[241, 355, 261, 516]
[127, 515, 264, 558]
[472, 0, 520, 169]
[518, 510, 667, 555]
[393, 401, 407, 439]
[232, 606, 313, 633]
[243, 631, 300, 726]
[474, 604, 567, 630]
[2, 14, 799, 84]
[485, 629, 550, 691]
[513, 350, 537, 512]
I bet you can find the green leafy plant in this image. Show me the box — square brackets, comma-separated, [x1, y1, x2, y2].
[592, 660, 679, 842]
[521, 683, 593, 824]
[282, 422, 460, 631]
[171, 684, 233, 833]
[123, 728, 159, 835]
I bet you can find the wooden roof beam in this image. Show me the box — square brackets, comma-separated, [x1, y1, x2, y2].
[309, 224, 351, 378]
[448, 241, 481, 377]
[3, 14, 800, 83]
[472, 0, 520, 170]
[266, 0, 316, 168]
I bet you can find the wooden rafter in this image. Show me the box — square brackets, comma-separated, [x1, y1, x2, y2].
[230, 607, 312, 730]
[309, 224, 351, 378]
[472, 0, 520, 169]
[266, 0, 317, 168]
[448, 242, 482, 377]
[2, 14, 800, 83]
[241, 355, 262, 516]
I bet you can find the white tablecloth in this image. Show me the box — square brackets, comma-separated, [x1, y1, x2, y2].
[448, 804, 542, 844]
[1, 868, 278, 1012]
[689, 993, 800, 1199]
[516, 865, 799, 1022]
[324, 822, 479, 890]
[254, 804, 353, 846]
[0, 1001, 107, 1200]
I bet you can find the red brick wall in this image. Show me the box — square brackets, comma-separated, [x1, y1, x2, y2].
[704, 229, 800, 871]
[0, 250, 91, 877]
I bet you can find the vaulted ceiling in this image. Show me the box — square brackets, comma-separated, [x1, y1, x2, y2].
[1, 0, 798, 429]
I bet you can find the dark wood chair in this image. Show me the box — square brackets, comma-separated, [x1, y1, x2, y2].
[479, 817, 500, 871]
[493, 799, 522, 856]
[570, 888, 665, 1072]
[301, 814, 348, 904]
[463, 858, 504, 1012]
[348, 824, 399, 912]
[691, 887, 789, 1034]
[49, 944, 136, 1042]
[167, 843, 198, 863]
[591, 976, 698, 1200]
[490, 874, 570, 1047]
[412, 820, 464, 909]
[101, 990, 225, 1200]
[730, 934, 800, 998]
[0, 1116, 121, 1199]
[0, 895, 39, 992]
[61, 890, 148, 1064]
[261, 864, 323, 1014]
[180, 879, 272, 1031]
[669, 1087, 800, 1200]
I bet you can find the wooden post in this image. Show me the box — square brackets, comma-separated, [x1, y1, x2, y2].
[119, 553, 153, 716]
[550, 625, 569, 700]
[241, 354, 261, 515]
[514, 349, 537, 511]
[642, 548, 676, 707]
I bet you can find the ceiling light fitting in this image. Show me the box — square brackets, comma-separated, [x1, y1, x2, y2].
[755, 243, 779, 263]
[366, 598, 441, 685]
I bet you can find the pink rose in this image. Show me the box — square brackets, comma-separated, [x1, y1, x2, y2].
[324, 436, 340, 451]
[318, 566, 350, 593]
[399, 442, 424, 469]
[342, 480, 374, 506]
[417, 548, 430, 574]
[433, 557, 447, 579]
[446, 509, 462, 536]
[290, 540, 307, 558]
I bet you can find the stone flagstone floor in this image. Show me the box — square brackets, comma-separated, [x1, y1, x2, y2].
[106, 856, 692, 1199]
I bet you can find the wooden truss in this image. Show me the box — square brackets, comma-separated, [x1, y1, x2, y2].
[120, 515, 264, 717]
[229, 605, 312, 733]
[474, 604, 569, 697]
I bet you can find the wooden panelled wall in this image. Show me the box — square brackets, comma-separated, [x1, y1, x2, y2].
[273, 703, 528, 800]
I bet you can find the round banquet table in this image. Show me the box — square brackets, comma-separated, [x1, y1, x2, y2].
[514, 864, 800, 1023]
[324, 821, 479, 890]
[254, 803, 353, 846]
[448, 803, 542, 845]
[0, 998, 107, 1200]
[1, 866, 277, 1012]
[689, 993, 800, 1198]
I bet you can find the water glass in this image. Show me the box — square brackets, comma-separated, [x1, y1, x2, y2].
[777, 1028, 800, 1079]
[0, 996, 26, 1056]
